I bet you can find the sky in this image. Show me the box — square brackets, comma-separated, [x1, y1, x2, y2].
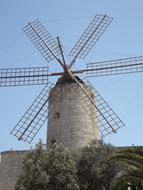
[0, 0, 143, 152]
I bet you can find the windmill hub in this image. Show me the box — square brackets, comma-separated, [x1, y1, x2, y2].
[56, 72, 84, 85]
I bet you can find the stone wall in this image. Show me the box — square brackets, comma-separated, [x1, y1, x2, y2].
[0, 150, 27, 190]
[0, 146, 142, 189]
[47, 83, 100, 149]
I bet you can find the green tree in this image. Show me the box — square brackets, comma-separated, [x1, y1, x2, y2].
[15, 142, 79, 190]
[77, 140, 117, 190]
[110, 147, 143, 190]
[44, 143, 79, 190]
[15, 141, 49, 190]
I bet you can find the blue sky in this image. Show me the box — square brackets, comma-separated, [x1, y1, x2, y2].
[0, 0, 143, 151]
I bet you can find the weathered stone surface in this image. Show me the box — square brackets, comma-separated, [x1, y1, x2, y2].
[0, 150, 26, 190]
[47, 83, 100, 149]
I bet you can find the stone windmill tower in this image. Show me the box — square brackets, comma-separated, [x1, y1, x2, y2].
[47, 77, 100, 149]
[1, 14, 143, 149]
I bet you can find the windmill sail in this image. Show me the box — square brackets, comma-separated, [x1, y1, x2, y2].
[83, 78, 124, 136]
[23, 19, 61, 63]
[68, 14, 113, 68]
[10, 83, 53, 143]
[0, 67, 49, 87]
[71, 75, 124, 137]
[86, 56, 143, 77]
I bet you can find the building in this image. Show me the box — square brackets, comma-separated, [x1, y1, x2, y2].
[0, 150, 27, 190]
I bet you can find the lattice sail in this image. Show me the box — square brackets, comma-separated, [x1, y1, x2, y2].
[0, 67, 49, 87]
[10, 83, 53, 143]
[69, 14, 113, 63]
[10, 82, 63, 143]
[75, 77, 124, 137]
[86, 56, 143, 77]
[23, 19, 61, 63]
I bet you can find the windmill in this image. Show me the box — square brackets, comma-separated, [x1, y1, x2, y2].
[1, 14, 143, 149]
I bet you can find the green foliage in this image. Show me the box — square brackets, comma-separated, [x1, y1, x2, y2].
[111, 147, 143, 190]
[15, 141, 79, 190]
[15, 140, 143, 190]
[111, 147, 143, 169]
[44, 143, 79, 190]
[77, 140, 116, 190]
[15, 141, 49, 190]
